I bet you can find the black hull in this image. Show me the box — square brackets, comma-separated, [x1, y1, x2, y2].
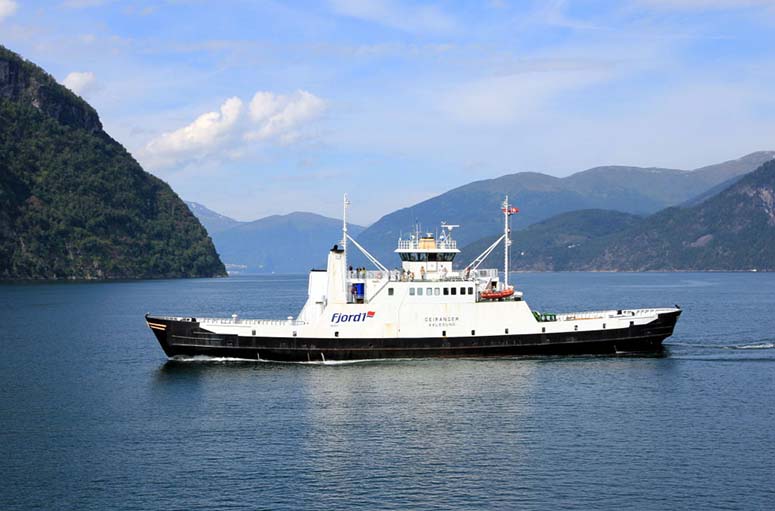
[146, 310, 681, 362]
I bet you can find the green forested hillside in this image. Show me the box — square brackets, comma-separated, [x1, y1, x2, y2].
[457, 209, 643, 271]
[356, 152, 774, 263]
[580, 160, 775, 271]
[0, 46, 226, 280]
[459, 161, 775, 271]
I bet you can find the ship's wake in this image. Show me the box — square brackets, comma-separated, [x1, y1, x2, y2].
[667, 341, 774, 350]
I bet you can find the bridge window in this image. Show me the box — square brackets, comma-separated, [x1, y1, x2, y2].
[460, 287, 466, 295]
[468, 287, 474, 294]
[451, 288, 457, 295]
[443, 288, 449, 296]
[427, 287, 432, 295]
[388, 288, 394, 296]
[434, 288, 440, 296]
[417, 288, 423, 296]
[409, 288, 415, 296]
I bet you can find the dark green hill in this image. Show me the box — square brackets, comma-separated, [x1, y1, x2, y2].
[579, 160, 775, 271]
[0, 46, 225, 280]
[356, 152, 774, 263]
[457, 209, 643, 271]
[459, 160, 775, 271]
[210, 212, 365, 273]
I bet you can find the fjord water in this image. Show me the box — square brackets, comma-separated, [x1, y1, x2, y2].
[1, 273, 774, 510]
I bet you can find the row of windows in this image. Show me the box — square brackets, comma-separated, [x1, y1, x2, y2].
[388, 286, 475, 297]
[398, 252, 456, 262]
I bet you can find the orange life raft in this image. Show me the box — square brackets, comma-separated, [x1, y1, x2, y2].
[480, 288, 515, 300]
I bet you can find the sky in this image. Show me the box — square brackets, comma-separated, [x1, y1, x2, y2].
[2, 0, 775, 225]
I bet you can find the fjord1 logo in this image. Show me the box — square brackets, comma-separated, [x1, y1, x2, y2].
[331, 311, 375, 324]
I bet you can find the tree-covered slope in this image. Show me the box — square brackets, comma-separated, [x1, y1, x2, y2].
[0, 46, 226, 280]
[457, 209, 643, 271]
[356, 152, 775, 264]
[459, 160, 775, 271]
[581, 160, 775, 271]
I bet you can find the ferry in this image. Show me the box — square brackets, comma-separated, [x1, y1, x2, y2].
[146, 196, 681, 361]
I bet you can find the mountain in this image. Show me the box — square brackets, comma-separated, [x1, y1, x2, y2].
[356, 152, 775, 264]
[206, 211, 365, 273]
[457, 209, 643, 271]
[0, 46, 226, 280]
[460, 160, 775, 271]
[578, 160, 775, 271]
[185, 201, 241, 234]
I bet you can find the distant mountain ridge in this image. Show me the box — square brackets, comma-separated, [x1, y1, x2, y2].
[184, 201, 241, 234]
[185, 204, 365, 273]
[356, 151, 775, 264]
[0, 45, 225, 280]
[459, 160, 775, 271]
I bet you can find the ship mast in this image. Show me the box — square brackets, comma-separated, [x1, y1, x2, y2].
[342, 193, 350, 268]
[502, 196, 518, 289]
[503, 196, 510, 288]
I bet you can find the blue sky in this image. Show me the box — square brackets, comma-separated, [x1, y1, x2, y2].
[2, 0, 775, 224]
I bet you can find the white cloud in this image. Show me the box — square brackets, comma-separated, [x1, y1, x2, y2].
[62, 71, 98, 96]
[144, 97, 243, 165]
[245, 90, 326, 142]
[142, 90, 326, 170]
[0, 0, 18, 21]
[328, 0, 455, 33]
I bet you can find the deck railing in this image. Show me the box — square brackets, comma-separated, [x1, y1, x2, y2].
[158, 316, 306, 326]
[347, 268, 500, 282]
[396, 239, 457, 250]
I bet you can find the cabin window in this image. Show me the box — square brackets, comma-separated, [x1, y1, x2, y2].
[451, 288, 457, 295]
[398, 253, 430, 262]
[252, 330, 256, 336]
[505, 328, 509, 334]
[630, 321, 634, 327]
[442, 330, 446, 337]
[335, 331, 339, 337]
[417, 288, 423, 296]
[434, 288, 440, 296]
[426, 287, 432, 295]
[443, 288, 449, 296]
[603, 323, 606, 329]
[542, 327, 546, 333]
[468, 287, 474, 295]
[409, 288, 415, 296]
[460, 287, 466, 295]
[471, 330, 475, 336]
[574, 325, 578, 331]
[388, 288, 394, 296]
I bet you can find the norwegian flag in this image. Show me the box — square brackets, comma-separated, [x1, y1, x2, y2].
[502, 206, 519, 215]
[367, 311, 376, 318]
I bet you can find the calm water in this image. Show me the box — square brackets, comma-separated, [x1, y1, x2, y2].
[1, 273, 774, 510]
